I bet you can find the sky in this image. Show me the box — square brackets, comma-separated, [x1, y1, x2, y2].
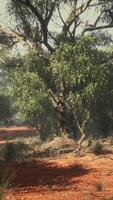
[0, 0, 7, 14]
[0, 0, 113, 53]
[0, 0, 8, 25]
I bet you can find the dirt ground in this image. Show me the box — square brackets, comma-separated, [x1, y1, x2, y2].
[0, 127, 113, 200]
[0, 127, 36, 144]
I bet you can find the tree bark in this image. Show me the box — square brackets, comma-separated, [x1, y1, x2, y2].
[48, 87, 77, 138]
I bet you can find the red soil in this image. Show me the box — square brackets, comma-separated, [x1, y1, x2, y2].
[0, 126, 36, 134]
[1, 154, 113, 200]
[0, 127, 113, 200]
[0, 127, 36, 143]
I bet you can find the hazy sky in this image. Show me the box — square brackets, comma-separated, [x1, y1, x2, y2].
[0, 0, 113, 51]
[0, 0, 7, 18]
[0, 0, 11, 27]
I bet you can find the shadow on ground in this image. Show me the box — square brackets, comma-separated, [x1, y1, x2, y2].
[0, 160, 91, 190]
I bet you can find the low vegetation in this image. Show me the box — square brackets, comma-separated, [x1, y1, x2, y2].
[91, 141, 105, 155]
[0, 172, 14, 200]
[1, 141, 29, 161]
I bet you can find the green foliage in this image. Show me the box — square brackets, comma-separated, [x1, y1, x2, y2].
[50, 36, 113, 133]
[4, 35, 113, 138]
[7, 54, 58, 138]
[1, 0, 113, 141]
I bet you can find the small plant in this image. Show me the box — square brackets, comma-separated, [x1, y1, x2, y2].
[92, 142, 104, 155]
[3, 142, 28, 161]
[0, 172, 14, 200]
[95, 182, 103, 191]
[3, 143, 16, 161]
[15, 142, 28, 160]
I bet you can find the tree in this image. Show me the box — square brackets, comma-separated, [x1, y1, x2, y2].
[7, 55, 58, 139]
[0, 94, 12, 124]
[0, 50, 13, 125]
[1, 0, 113, 141]
[4, 35, 113, 140]
[49, 36, 113, 141]
[0, 0, 113, 52]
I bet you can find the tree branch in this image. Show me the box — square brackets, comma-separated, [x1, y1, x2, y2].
[57, 6, 73, 38]
[19, 0, 44, 24]
[0, 58, 5, 64]
[46, 0, 57, 25]
[47, 31, 59, 45]
[45, 0, 49, 19]
[77, 0, 93, 16]
[60, 0, 92, 37]
[18, 0, 54, 52]
[0, 26, 33, 49]
[82, 24, 113, 34]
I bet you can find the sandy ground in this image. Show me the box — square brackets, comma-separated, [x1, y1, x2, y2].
[1, 154, 113, 200]
[0, 127, 113, 200]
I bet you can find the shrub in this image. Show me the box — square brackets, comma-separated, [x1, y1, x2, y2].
[15, 141, 28, 160]
[3, 142, 28, 161]
[92, 142, 104, 155]
[0, 172, 14, 200]
[3, 143, 16, 161]
[95, 182, 103, 191]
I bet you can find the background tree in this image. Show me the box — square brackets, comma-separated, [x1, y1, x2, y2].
[0, 94, 12, 125]
[6, 54, 58, 139]
[0, 48, 13, 126]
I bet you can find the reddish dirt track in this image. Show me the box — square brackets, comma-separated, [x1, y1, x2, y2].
[1, 127, 113, 200]
[1, 154, 113, 200]
[0, 126, 36, 134]
[0, 127, 36, 143]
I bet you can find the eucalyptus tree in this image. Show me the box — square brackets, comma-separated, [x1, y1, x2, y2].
[6, 35, 113, 140]
[49, 36, 113, 140]
[1, 0, 113, 139]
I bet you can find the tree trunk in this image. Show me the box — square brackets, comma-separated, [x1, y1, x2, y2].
[72, 111, 90, 153]
[48, 86, 77, 138]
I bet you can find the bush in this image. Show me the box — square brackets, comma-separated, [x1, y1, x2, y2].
[0, 172, 14, 200]
[3, 143, 16, 161]
[15, 142, 28, 159]
[92, 142, 104, 155]
[3, 142, 28, 161]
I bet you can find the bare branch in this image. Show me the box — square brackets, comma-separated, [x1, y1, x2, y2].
[93, 11, 104, 27]
[19, 0, 44, 24]
[57, 6, 73, 38]
[89, 2, 106, 7]
[46, 0, 57, 25]
[18, 0, 54, 52]
[47, 31, 59, 45]
[45, 0, 49, 19]
[77, 0, 93, 16]
[0, 26, 33, 49]
[82, 24, 113, 34]
[0, 58, 5, 64]
[60, 0, 93, 37]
